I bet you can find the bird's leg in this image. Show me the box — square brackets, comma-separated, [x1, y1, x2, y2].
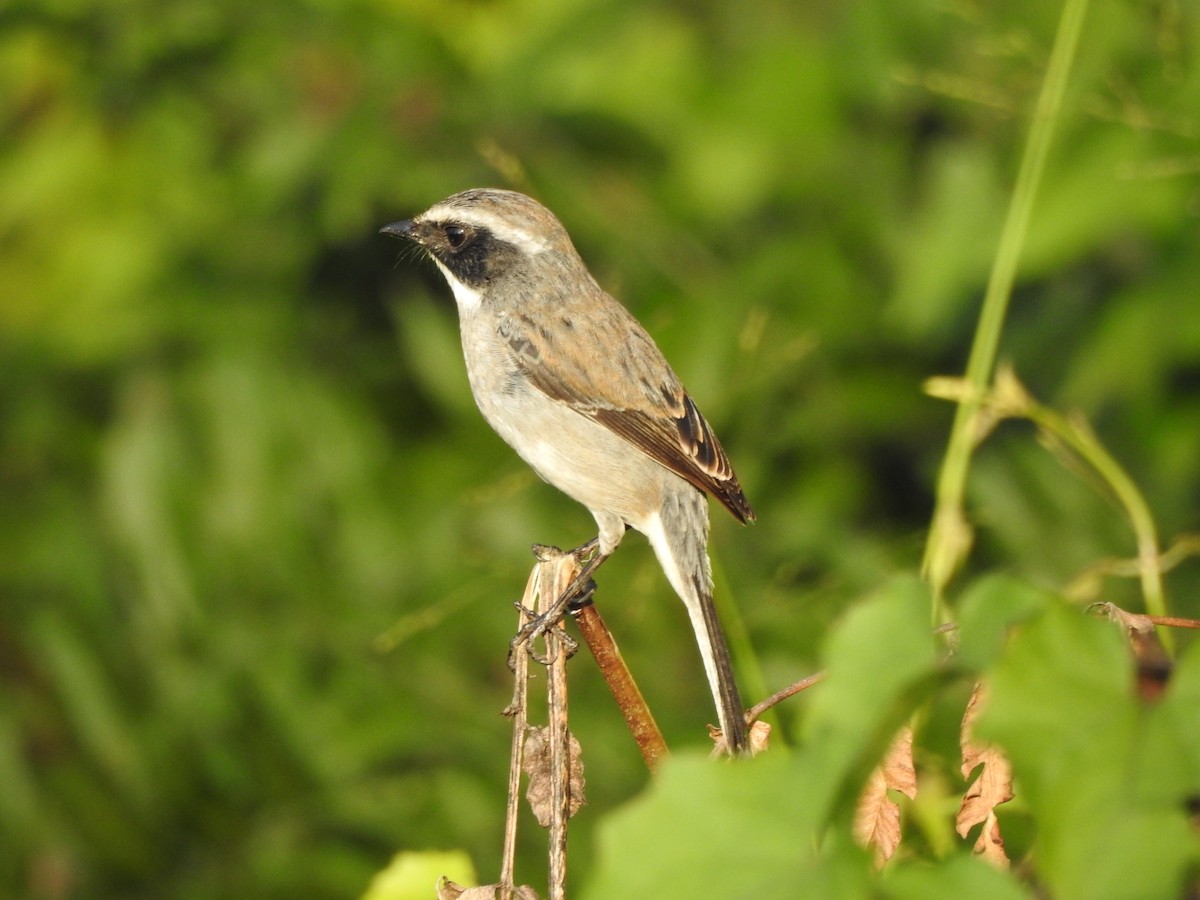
[509, 538, 611, 666]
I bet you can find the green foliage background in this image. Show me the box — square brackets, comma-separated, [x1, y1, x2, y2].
[1, 0, 1197, 896]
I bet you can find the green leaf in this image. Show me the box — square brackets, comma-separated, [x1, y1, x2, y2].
[955, 574, 1052, 671]
[979, 603, 1196, 900]
[1133, 639, 1200, 805]
[801, 575, 940, 823]
[883, 854, 1031, 900]
[582, 577, 939, 899]
[581, 753, 872, 900]
[360, 850, 477, 900]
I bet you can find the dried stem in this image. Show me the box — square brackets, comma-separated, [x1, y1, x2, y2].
[746, 671, 826, 724]
[498, 566, 540, 900]
[572, 597, 669, 772]
[533, 546, 581, 900]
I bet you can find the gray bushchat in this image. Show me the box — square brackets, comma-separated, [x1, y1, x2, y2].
[381, 189, 755, 753]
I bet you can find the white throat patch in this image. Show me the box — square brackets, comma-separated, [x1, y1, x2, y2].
[433, 260, 484, 312]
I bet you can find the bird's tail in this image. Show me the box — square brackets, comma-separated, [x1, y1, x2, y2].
[645, 488, 749, 755]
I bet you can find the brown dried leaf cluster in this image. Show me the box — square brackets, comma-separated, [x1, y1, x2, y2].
[521, 726, 586, 827]
[957, 682, 1014, 867]
[853, 684, 1019, 868]
[853, 726, 917, 866]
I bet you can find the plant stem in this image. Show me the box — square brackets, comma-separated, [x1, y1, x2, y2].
[1027, 404, 1172, 651]
[923, 0, 1091, 620]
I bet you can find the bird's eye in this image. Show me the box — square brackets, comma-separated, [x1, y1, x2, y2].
[444, 225, 467, 249]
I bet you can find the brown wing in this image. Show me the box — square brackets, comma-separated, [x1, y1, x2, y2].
[496, 301, 755, 524]
[592, 395, 756, 523]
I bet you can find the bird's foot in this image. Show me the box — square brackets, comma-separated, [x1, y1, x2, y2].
[508, 592, 584, 667]
[507, 539, 608, 669]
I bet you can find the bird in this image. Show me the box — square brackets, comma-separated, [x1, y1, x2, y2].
[381, 188, 755, 753]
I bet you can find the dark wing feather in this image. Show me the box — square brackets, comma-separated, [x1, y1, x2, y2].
[592, 399, 756, 523]
[498, 303, 755, 524]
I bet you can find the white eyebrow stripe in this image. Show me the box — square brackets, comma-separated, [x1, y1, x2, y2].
[423, 205, 550, 255]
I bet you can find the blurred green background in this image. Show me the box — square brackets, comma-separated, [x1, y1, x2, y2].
[1, 0, 1197, 896]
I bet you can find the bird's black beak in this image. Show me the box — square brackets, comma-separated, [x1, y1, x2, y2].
[379, 219, 415, 239]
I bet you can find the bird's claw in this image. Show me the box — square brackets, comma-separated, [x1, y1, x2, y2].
[507, 599, 580, 670]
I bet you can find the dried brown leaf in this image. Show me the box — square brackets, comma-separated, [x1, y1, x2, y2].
[437, 880, 540, 900]
[853, 726, 916, 866]
[521, 725, 585, 827]
[957, 682, 1013, 867]
[1089, 601, 1174, 701]
[972, 813, 1010, 868]
[709, 719, 772, 758]
[747, 719, 772, 755]
[1092, 600, 1158, 636]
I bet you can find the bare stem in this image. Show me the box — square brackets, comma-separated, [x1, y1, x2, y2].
[745, 671, 826, 724]
[498, 567, 541, 900]
[535, 550, 580, 900]
[572, 599, 669, 771]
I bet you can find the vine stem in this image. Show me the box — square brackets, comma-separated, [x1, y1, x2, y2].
[1026, 403, 1172, 651]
